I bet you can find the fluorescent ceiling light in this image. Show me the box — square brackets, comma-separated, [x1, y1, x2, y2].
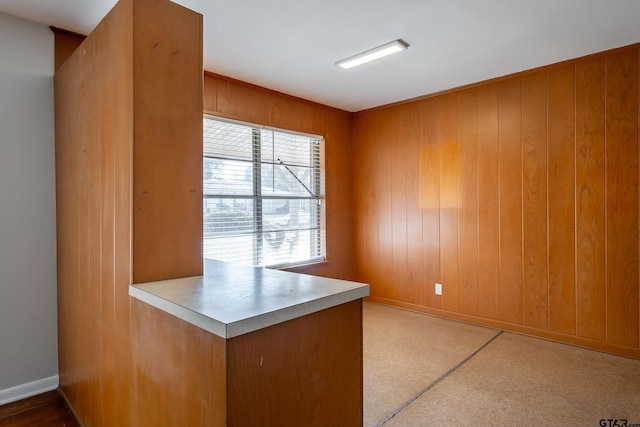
[336, 39, 409, 69]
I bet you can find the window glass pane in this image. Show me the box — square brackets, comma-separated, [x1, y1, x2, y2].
[204, 157, 253, 196]
[261, 129, 319, 168]
[260, 163, 315, 197]
[204, 120, 253, 160]
[262, 199, 315, 231]
[203, 198, 256, 266]
[262, 199, 321, 267]
[204, 198, 254, 237]
[262, 229, 319, 267]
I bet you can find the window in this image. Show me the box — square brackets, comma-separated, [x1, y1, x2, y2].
[203, 116, 325, 268]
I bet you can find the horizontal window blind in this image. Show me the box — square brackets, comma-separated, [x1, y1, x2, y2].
[203, 116, 326, 268]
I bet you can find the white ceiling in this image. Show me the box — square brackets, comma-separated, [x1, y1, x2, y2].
[1, 0, 640, 112]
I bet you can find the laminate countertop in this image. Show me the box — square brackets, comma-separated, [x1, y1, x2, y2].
[129, 258, 370, 339]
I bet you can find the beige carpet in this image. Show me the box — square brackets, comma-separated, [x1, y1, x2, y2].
[364, 302, 640, 427]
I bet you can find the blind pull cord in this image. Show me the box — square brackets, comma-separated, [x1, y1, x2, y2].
[277, 158, 315, 197]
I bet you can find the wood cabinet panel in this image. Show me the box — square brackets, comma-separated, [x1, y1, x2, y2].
[131, 300, 227, 427]
[498, 78, 524, 325]
[521, 71, 549, 329]
[227, 301, 363, 427]
[575, 57, 606, 340]
[548, 63, 577, 335]
[457, 88, 479, 316]
[605, 49, 639, 347]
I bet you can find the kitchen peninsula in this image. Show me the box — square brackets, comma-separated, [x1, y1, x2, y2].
[130, 259, 369, 425]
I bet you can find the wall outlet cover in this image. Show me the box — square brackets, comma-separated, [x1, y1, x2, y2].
[435, 283, 442, 295]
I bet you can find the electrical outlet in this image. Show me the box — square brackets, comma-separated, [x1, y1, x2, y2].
[435, 283, 442, 295]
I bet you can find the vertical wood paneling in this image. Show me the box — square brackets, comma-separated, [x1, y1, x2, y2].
[420, 98, 442, 309]
[404, 103, 425, 305]
[270, 95, 316, 131]
[100, 66, 117, 425]
[51, 28, 84, 71]
[605, 49, 639, 347]
[498, 77, 524, 324]
[214, 79, 271, 124]
[352, 114, 370, 283]
[548, 63, 577, 334]
[476, 83, 501, 320]
[391, 106, 409, 302]
[377, 113, 395, 299]
[353, 110, 375, 294]
[55, 2, 134, 424]
[314, 112, 354, 279]
[360, 113, 378, 288]
[438, 93, 460, 311]
[575, 57, 606, 340]
[373, 110, 386, 293]
[354, 109, 389, 296]
[56, 1, 205, 425]
[522, 70, 549, 329]
[132, 0, 203, 283]
[353, 44, 640, 359]
[457, 88, 479, 316]
[112, 13, 134, 420]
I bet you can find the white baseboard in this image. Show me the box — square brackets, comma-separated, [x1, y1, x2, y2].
[0, 375, 59, 405]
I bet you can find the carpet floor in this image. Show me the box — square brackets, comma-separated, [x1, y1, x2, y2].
[364, 302, 640, 427]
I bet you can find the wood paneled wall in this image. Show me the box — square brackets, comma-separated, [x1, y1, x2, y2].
[50, 27, 84, 71]
[131, 0, 203, 283]
[353, 45, 640, 359]
[203, 73, 354, 280]
[55, 2, 134, 423]
[55, 0, 204, 425]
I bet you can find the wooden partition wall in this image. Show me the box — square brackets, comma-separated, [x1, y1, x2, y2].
[353, 44, 640, 359]
[55, 0, 204, 425]
[203, 73, 355, 280]
[54, 1, 359, 425]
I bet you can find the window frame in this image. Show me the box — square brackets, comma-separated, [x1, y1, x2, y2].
[203, 114, 326, 269]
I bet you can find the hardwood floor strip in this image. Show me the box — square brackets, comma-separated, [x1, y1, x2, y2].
[0, 390, 80, 427]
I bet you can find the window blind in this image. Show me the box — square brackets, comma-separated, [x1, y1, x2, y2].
[203, 116, 325, 268]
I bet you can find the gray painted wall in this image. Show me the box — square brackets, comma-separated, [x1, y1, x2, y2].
[0, 13, 57, 399]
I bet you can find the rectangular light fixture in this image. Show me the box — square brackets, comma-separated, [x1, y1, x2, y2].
[336, 39, 409, 69]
